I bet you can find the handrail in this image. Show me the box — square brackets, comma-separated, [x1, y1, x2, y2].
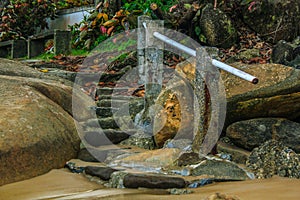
[152, 31, 259, 84]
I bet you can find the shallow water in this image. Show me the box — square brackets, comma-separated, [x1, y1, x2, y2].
[0, 168, 299, 200]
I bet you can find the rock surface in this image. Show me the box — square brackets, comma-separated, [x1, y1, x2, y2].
[272, 39, 300, 68]
[120, 131, 155, 150]
[226, 118, 300, 152]
[84, 129, 130, 146]
[199, 4, 237, 48]
[246, 140, 300, 179]
[123, 173, 186, 189]
[221, 63, 300, 127]
[110, 148, 181, 171]
[156, 61, 300, 148]
[212, 62, 300, 126]
[217, 141, 250, 165]
[241, 0, 300, 42]
[0, 59, 80, 186]
[85, 166, 119, 181]
[77, 148, 99, 162]
[204, 192, 241, 200]
[191, 159, 250, 181]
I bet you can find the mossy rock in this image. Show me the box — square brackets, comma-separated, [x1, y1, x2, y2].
[242, 0, 300, 42]
[199, 4, 237, 48]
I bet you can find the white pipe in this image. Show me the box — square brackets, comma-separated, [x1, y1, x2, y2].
[153, 32, 197, 57]
[212, 59, 258, 84]
[153, 31, 258, 84]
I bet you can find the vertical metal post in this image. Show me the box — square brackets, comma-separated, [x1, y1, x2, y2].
[137, 16, 164, 135]
[137, 16, 151, 85]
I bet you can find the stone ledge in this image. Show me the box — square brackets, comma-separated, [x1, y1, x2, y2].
[0, 40, 27, 58]
[28, 29, 71, 58]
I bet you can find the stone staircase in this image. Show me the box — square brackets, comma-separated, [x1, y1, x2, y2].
[80, 80, 146, 150]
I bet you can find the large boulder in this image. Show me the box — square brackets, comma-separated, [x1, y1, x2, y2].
[199, 4, 237, 48]
[1, 59, 94, 121]
[246, 140, 300, 179]
[223, 63, 300, 126]
[226, 118, 300, 152]
[191, 159, 250, 181]
[154, 61, 300, 147]
[271, 39, 300, 68]
[0, 59, 80, 186]
[241, 0, 300, 42]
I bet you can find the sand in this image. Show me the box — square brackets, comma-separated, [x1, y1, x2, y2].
[0, 169, 299, 200]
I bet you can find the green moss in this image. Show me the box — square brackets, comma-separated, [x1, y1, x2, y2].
[70, 49, 89, 56]
[226, 20, 236, 35]
[33, 52, 56, 61]
[32, 48, 89, 61]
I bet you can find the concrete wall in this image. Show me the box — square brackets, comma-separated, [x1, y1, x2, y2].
[46, 6, 93, 31]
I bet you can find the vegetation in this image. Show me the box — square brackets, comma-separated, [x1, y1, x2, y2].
[69, 0, 178, 50]
[0, 0, 94, 42]
[0, 0, 178, 51]
[55, 0, 93, 9]
[122, 0, 178, 14]
[0, 0, 57, 42]
[33, 48, 89, 61]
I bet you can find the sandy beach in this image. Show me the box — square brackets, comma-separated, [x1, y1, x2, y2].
[0, 168, 299, 200]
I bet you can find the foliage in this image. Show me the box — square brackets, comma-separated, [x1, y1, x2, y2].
[122, 0, 178, 14]
[0, 0, 57, 42]
[33, 48, 89, 61]
[69, 12, 108, 50]
[70, 6, 141, 50]
[55, 0, 93, 9]
[69, 0, 178, 50]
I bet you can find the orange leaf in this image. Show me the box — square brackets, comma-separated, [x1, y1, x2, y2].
[107, 26, 115, 36]
[97, 13, 108, 21]
[103, 19, 119, 27]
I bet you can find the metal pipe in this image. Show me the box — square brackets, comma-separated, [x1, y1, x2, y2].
[153, 31, 259, 84]
[153, 32, 197, 57]
[212, 59, 258, 84]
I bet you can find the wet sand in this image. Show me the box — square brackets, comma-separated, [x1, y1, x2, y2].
[0, 169, 299, 200]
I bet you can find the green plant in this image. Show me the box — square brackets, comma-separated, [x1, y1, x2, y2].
[55, 0, 93, 9]
[69, 12, 110, 50]
[122, 0, 177, 14]
[69, 0, 178, 50]
[0, 0, 57, 42]
[33, 51, 56, 61]
[70, 7, 138, 50]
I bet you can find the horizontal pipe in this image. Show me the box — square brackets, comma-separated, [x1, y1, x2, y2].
[153, 32, 258, 84]
[153, 32, 196, 57]
[212, 59, 258, 84]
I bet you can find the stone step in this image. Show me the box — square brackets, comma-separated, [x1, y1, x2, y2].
[95, 107, 119, 118]
[83, 115, 137, 130]
[97, 98, 144, 120]
[84, 129, 137, 146]
[97, 99, 130, 108]
[99, 71, 125, 82]
[82, 117, 119, 129]
[96, 87, 129, 96]
[97, 94, 134, 101]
